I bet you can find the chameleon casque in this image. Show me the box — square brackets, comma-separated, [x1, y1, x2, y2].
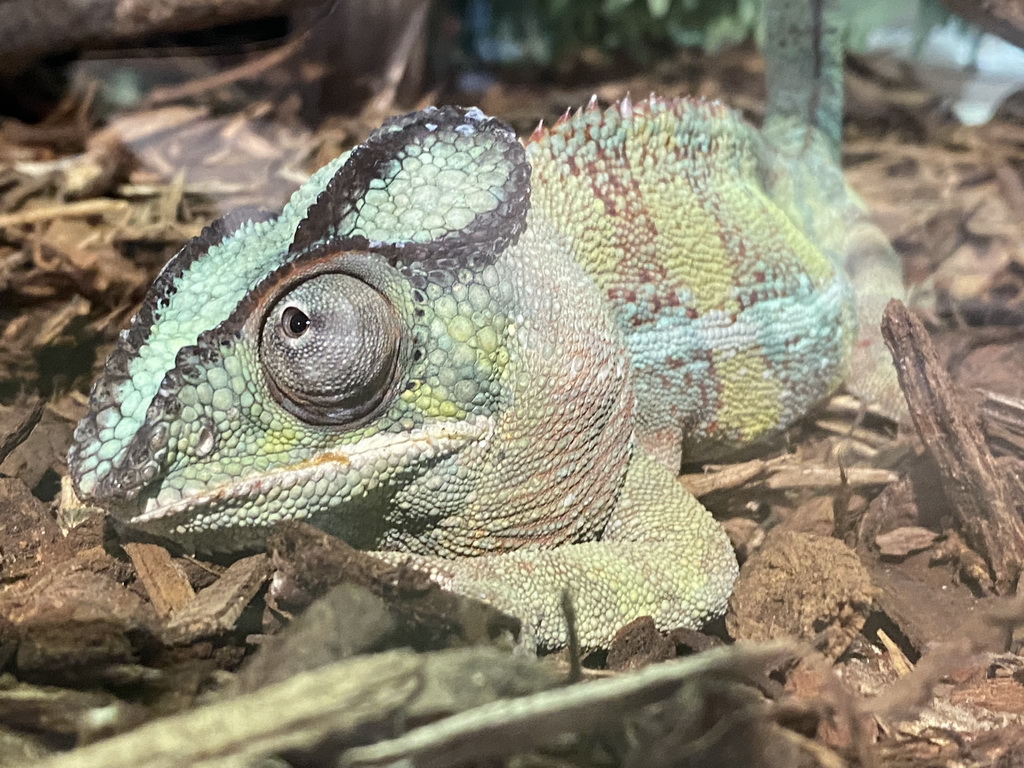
[67, 0, 905, 648]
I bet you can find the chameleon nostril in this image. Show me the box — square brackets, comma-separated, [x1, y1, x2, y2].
[196, 423, 216, 458]
[149, 423, 168, 451]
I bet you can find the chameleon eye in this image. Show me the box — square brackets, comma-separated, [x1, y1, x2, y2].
[281, 306, 310, 338]
[260, 273, 404, 426]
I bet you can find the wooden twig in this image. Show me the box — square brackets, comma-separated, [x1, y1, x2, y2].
[880, 299, 1024, 594]
[358, 0, 431, 123]
[0, 0, 302, 74]
[144, 32, 310, 108]
[680, 455, 896, 498]
[0, 398, 44, 466]
[0, 199, 130, 229]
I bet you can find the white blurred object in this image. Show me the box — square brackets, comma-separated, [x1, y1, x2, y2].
[865, 8, 1024, 125]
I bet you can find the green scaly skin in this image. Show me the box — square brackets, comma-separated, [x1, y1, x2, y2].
[66, 0, 904, 648]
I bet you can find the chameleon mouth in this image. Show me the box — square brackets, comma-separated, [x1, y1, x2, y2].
[129, 416, 493, 526]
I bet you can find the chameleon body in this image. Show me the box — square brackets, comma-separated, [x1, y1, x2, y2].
[67, 0, 904, 648]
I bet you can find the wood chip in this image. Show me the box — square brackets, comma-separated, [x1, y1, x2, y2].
[875, 527, 940, 558]
[123, 543, 195, 618]
[876, 628, 915, 678]
[161, 554, 269, 645]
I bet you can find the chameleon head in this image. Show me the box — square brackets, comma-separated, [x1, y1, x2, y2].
[66, 106, 566, 550]
[69, 105, 634, 553]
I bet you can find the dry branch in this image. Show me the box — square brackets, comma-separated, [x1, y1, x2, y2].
[0, 0, 305, 74]
[880, 299, 1024, 594]
[938, 0, 1024, 51]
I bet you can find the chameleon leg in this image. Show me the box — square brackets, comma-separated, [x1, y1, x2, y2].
[375, 448, 738, 650]
[841, 221, 909, 420]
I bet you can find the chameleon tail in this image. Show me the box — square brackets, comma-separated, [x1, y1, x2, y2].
[764, 0, 910, 421]
[763, 0, 844, 161]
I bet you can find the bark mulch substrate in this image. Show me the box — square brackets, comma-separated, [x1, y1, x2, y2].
[3, 42, 1024, 767]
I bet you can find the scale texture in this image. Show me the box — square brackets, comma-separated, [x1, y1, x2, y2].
[66, 0, 904, 648]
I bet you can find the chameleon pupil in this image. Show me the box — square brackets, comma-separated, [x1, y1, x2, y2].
[283, 307, 310, 337]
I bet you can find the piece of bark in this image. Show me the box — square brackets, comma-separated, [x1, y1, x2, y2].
[161, 554, 269, 645]
[0, 477, 62, 582]
[340, 642, 798, 768]
[875, 526, 940, 558]
[881, 300, 1024, 594]
[0, 406, 75, 497]
[666, 627, 723, 655]
[5, 561, 158, 686]
[235, 584, 396, 693]
[123, 543, 195, 618]
[32, 646, 563, 768]
[267, 522, 521, 646]
[606, 616, 677, 672]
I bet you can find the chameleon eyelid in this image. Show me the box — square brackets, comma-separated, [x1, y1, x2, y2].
[251, 256, 409, 430]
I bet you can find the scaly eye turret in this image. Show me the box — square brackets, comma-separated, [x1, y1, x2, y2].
[260, 273, 403, 426]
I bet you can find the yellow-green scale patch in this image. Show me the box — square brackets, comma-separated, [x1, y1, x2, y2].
[526, 98, 853, 457]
